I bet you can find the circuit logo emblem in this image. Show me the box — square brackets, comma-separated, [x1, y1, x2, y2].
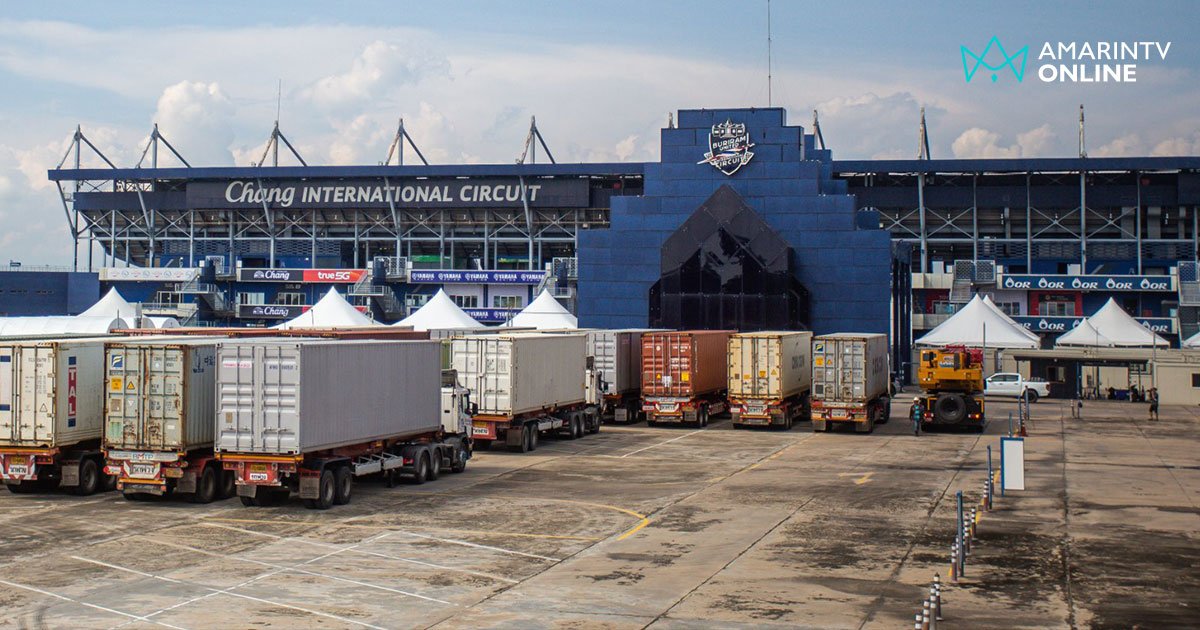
[961, 36, 1028, 82]
[698, 119, 755, 175]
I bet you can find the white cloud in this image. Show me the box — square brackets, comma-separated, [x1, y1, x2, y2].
[1151, 132, 1200, 157]
[1092, 133, 1145, 157]
[302, 40, 450, 110]
[152, 81, 235, 166]
[951, 124, 1057, 158]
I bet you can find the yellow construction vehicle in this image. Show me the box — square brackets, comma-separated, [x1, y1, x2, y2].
[916, 345, 985, 431]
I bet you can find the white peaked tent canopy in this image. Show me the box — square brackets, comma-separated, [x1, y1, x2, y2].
[915, 295, 1039, 348]
[982, 295, 1040, 342]
[80, 288, 140, 322]
[1055, 298, 1169, 347]
[147, 317, 180, 329]
[503, 289, 578, 330]
[276, 288, 374, 329]
[395, 289, 481, 331]
[1183, 329, 1200, 348]
[0, 316, 128, 337]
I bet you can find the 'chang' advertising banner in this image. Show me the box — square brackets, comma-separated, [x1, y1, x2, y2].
[998, 274, 1173, 292]
[237, 268, 366, 283]
[408, 269, 547, 284]
[1013, 315, 1175, 334]
[187, 178, 590, 209]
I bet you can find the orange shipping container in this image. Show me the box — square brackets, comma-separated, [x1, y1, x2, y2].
[641, 330, 733, 398]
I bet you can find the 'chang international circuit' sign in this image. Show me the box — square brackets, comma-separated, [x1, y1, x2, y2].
[187, 178, 590, 210]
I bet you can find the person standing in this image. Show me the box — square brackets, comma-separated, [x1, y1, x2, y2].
[1148, 387, 1159, 421]
[910, 396, 923, 436]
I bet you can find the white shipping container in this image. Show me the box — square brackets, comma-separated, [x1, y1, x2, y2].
[728, 331, 813, 401]
[0, 339, 107, 448]
[811, 333, 889, 404]
[451, 333, 586, 417]
[105, 339, 218, 453]
[588, 329, 659, 396]
[215, 340, 441, 455]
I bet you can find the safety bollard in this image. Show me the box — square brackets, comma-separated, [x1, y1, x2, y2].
[914, 612, 922, 630]
[950, 543, 958, 582]
[933, 574, 943, 621]
[921, 601, 932, 630]
[970, 508, 978, 540]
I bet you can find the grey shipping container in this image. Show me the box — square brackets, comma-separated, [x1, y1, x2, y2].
[105, 338, 219, 453]
[215, 340, 442, 455]
[451, 333, 586, 417]
[0, 338, 108, 449]
[588, 329, 661, 396]
[811, 333, 889, 404]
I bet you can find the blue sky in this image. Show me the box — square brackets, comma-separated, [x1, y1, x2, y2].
[1, 1, 1197, 263]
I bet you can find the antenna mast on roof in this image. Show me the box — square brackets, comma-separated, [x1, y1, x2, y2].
[136, 123, 191, 168]
[1078, 104, 1087, 158]
[918, 107, 931, 160]
[385, 118, 429, 166]
[254, 80, 307, 167]
[811, 109, 825, 150]
[517, 116, 555, 165]
[767, 0, 773, 107]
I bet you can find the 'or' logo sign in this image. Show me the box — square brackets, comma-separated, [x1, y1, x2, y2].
[962, 36, 1028, 82]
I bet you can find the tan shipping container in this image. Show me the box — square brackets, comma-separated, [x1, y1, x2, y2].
[728, 331, 813, 401]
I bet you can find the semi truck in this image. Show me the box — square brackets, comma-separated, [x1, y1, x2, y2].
[810, 333, 891, 433]
[215, 340, 471, 509]
[0, 338, 114, 495]
[589, 329, 661, 423]
[103, 338, 235, 502]
[728, 331, 813, 430]
[451, 332, 600, 452]
[641, 330, 733, 427]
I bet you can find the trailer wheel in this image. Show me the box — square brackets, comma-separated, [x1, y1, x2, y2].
[588, 410, 601, 434]
[6, 481, 38, 494]
[411, 453, 430, 484]
[333, 466, 353, 505]
[428, 449, 441, 481]
[72, 459, 101, 496]
[528, 425, 539, 451]
[219, 470, 236, 499]
[189, 465, 218, 504]
[302, 471, 334, 509]
[450, 444, 468, 473]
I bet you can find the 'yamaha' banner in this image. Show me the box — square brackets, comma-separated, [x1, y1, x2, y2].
[463, 308, 521, 323]
[1013, 315, 1175, 334]
[408, 269, 546, 284]
[237, 268, 366, 283]
[187, 178, 590, 209]
[999, 274, 1174, 292]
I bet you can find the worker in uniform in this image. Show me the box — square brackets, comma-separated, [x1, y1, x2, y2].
[910, 396, 923, 436]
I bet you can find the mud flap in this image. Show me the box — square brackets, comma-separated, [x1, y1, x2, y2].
[506, 426, 525, 447]
[176, 470, 197, 494]
[613, 408, 629, 423]
[236, 484, 257, 498]
[812, 420, 827, 432]
[298, 474, 320, 500]
[60, 461, 79, 487]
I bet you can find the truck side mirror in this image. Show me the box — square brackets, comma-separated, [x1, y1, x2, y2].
[469, 402, 479, 415]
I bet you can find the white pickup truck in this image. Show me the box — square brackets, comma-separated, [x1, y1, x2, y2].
[985, 373, 1052, 402]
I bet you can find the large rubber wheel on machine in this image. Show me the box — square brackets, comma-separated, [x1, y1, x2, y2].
[190, 465, 218, 504]
[333, 466, 353, 505]
[304, 469, 335, 510]
[934, 393, 967, 424]
[450, 444, 468, 473]
[72, 459, 100, 496]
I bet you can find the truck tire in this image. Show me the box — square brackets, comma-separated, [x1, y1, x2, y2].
[411, 453, 430, 484]
[528, 425, 539, 451]
[190, 465, 218, 504]
[568, 415, 582, 440]
[450, 444, 468, 473]
[699, 406, 710, 427]
[219, 470, 237, 499]
[1025, 390, 1039, 403]
[304, 469, 335, 510]
[934, 393, 967, 424]
[6, 481, 38, 494]
[587, 410, 601, 434]
[428, 449, 441, 481]
[333, 466, 353, 505]
[877, 398, 891, 424]
[72, 459, 101, 496]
